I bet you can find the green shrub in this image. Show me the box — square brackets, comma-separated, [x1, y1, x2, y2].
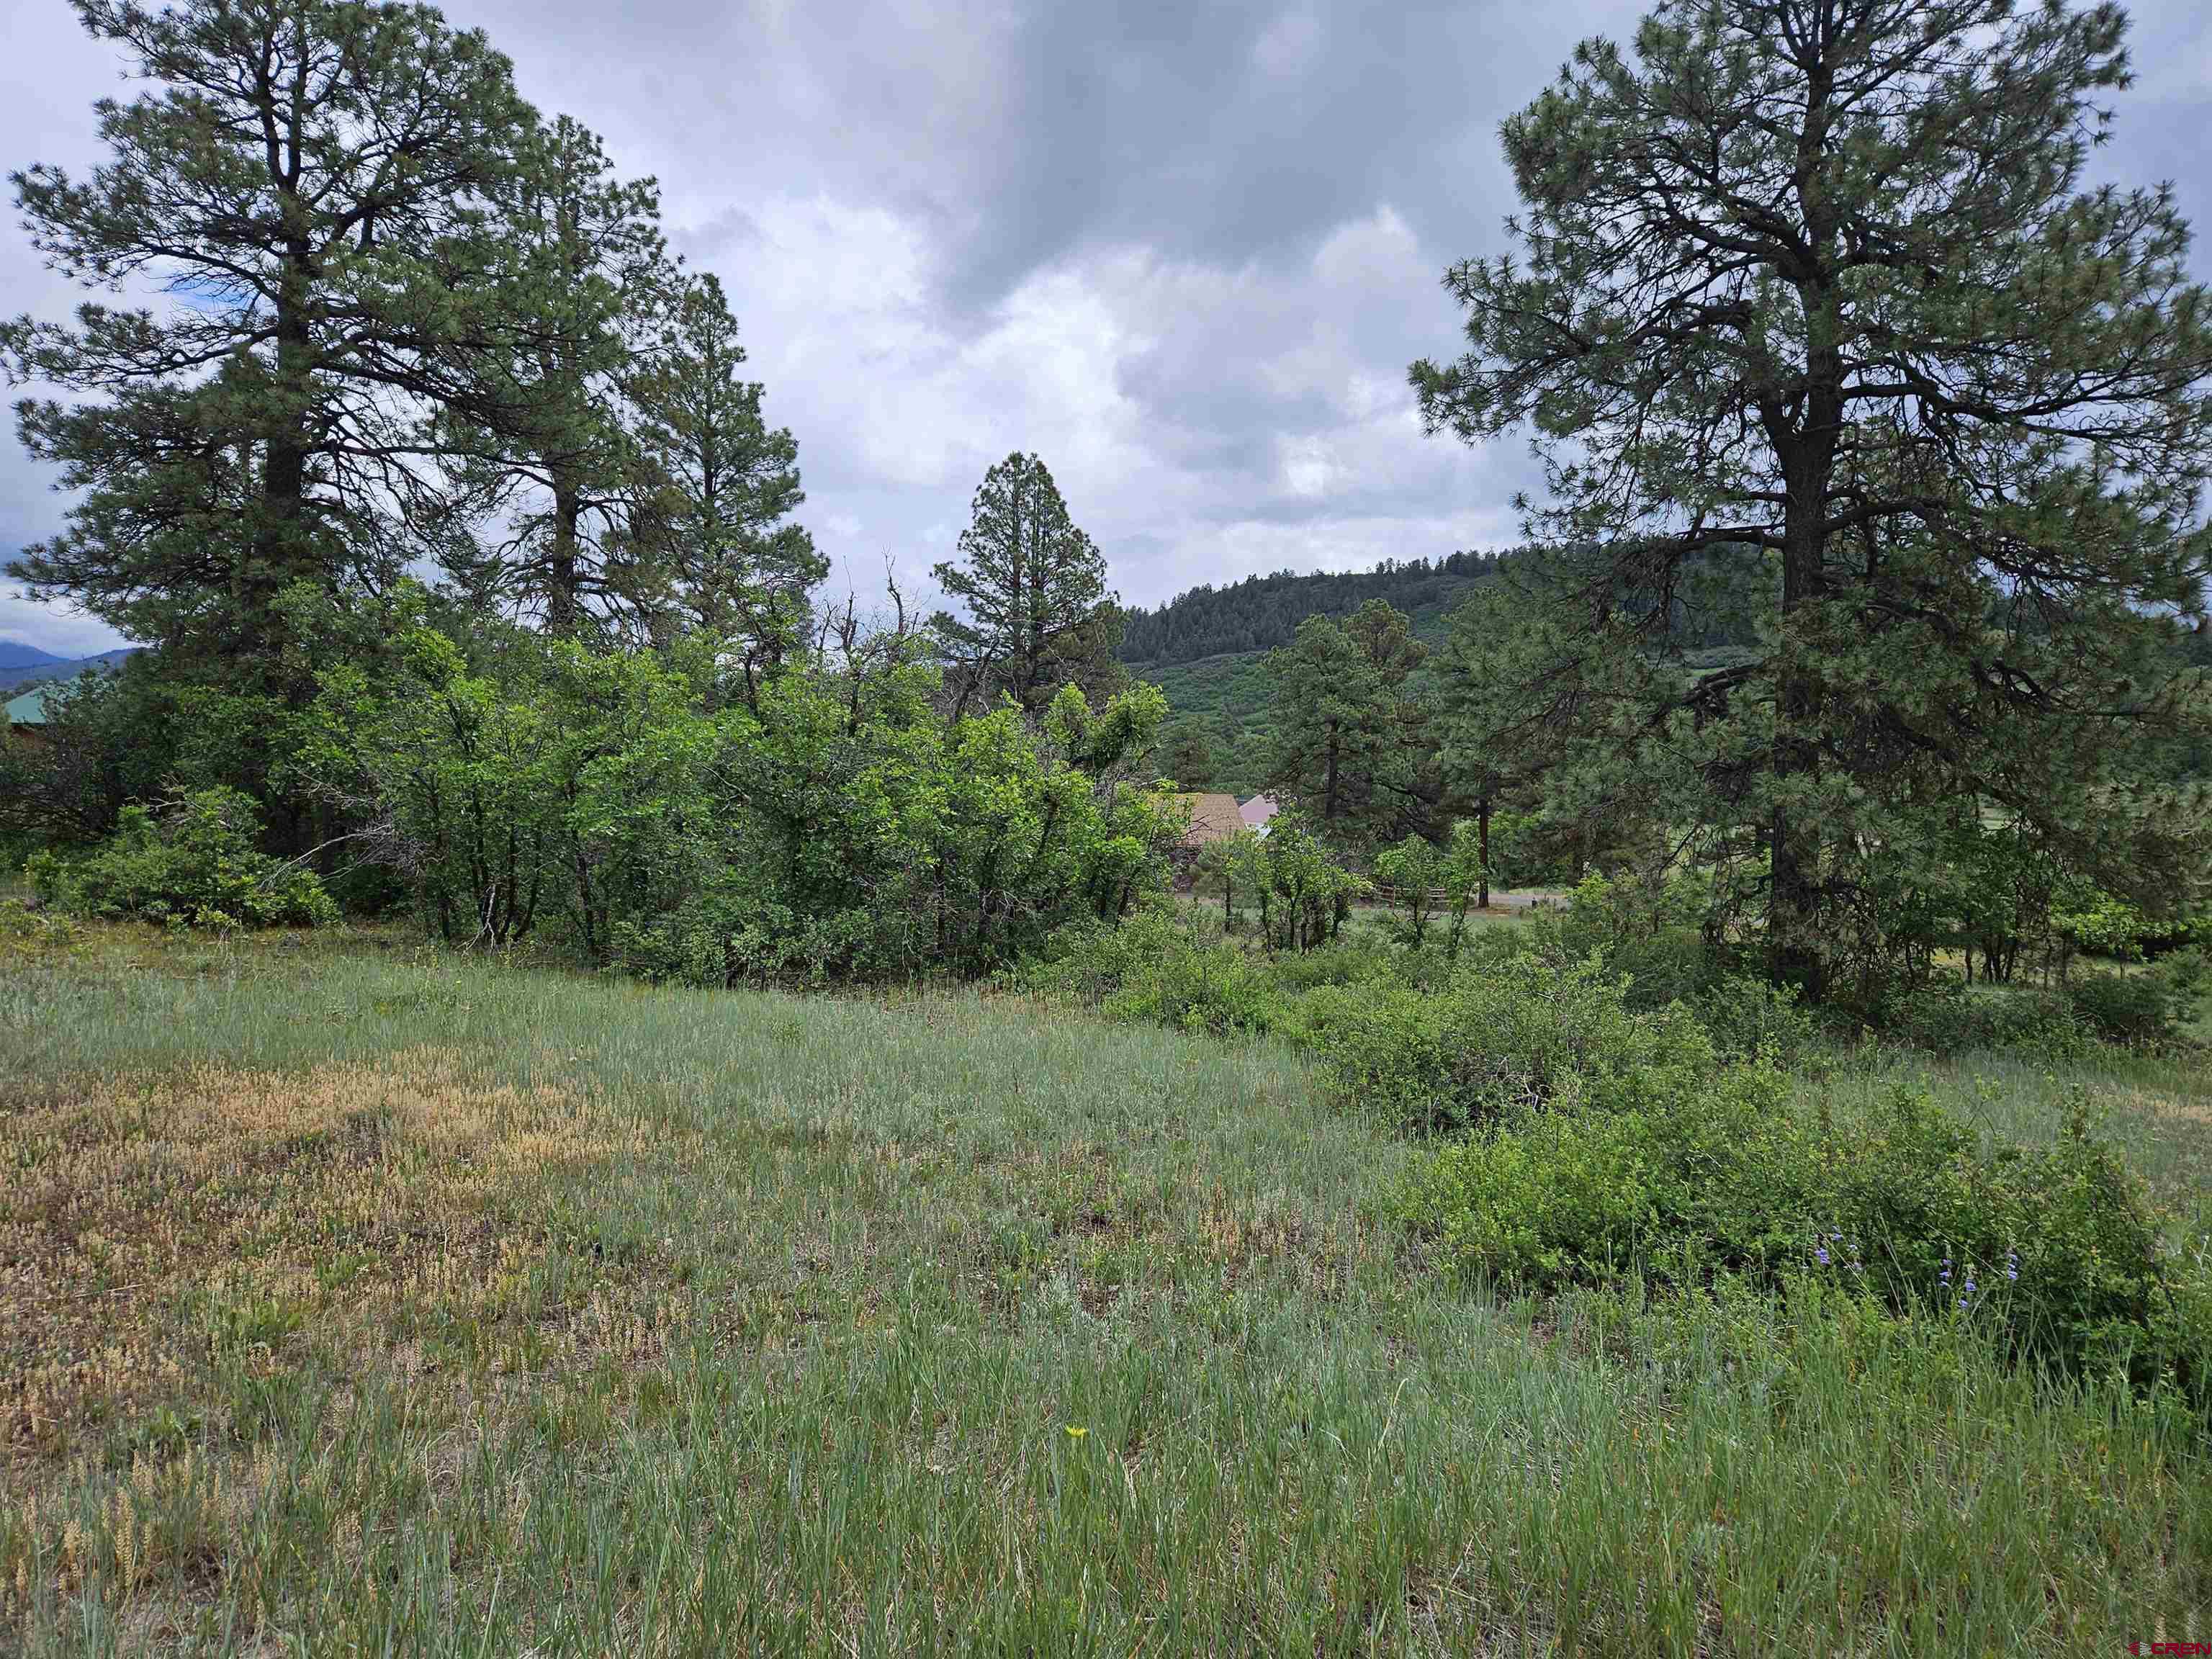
[2052, 883, 2207, 963]
[302, 612, 1182, 975]
[1879, 961, 2203, 1053]
[1372, 833, 1444, 945]
[1307, 951, 1719, 1136]
[1876, 983, 2093, 1058]
[1264, 933, 1451, 995]
[1016, 907, 1190, 1004]
[1015, 907, 1462, 1041]
[0, 899, 80, 955]
[1406, 1069, 2212, 1406]
[1693, 973, 1820, 1066]
[24, 788, 334, 930]
[1532, 868, 1730, 1010]
[2063, 953, 2207, 1045]
[1240, 815, 1367, 953]
[1017, 909, 1296, 1037]
[1101, 940, 1291, 1037]
[609, 891, 891, 988]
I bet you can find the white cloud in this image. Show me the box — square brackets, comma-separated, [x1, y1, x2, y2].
[1252, 8, 1323, 78]
[0, 594, 121, 660]
[681, 192, 1525, 615]
[1278, 433, 1340, 499]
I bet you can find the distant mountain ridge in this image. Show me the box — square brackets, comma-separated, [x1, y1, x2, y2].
[0, 642, 138, 693]
[0, 641, 67, 673]
[1117, 552, 1509, 670]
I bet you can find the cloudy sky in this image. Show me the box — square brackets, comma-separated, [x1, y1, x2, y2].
[4, 0, 2209, 657]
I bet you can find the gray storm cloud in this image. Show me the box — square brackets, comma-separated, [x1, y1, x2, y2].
[4, 0, 2207, 654]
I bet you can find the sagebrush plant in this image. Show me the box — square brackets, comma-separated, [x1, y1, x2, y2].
[24, 787, 333, 929]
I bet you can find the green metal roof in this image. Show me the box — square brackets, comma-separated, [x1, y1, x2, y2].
[4, 685, 49, 725]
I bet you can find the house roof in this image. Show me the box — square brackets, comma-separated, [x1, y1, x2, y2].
[1238, 793, 1280, 829]
[1172, 792, 1244, 848]
[4, 685, 48, 726]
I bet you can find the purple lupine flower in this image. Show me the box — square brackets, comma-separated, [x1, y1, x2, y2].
[2005, 1249, 2019, 1282]
[1816, 1246, 1830, 1266]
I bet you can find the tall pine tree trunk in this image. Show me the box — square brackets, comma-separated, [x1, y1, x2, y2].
[258, 248, 314, 664]
[1476, 793, 1491, 910]
[548, 476, 582, 638]
[1768, 387, 1840, 1000]
[1766, 57, 1843, 1000]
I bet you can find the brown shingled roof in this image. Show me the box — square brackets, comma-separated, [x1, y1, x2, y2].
[1172, 792, 1245, 849]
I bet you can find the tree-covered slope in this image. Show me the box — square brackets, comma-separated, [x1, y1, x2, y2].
[1118, 552, 1506, 670]
[0, 644, 138, 693]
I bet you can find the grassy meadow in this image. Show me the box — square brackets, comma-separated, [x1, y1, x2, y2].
[3, 917, 2209, 1653]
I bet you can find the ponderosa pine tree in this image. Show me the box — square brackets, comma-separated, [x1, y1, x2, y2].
[1161, 720, 1216, 791]
[1262, 598, 1437, 853]
[1434, 568, 1677, 893]
[931, 451, 1111, 715]
[439, 114, 668, 639]
[1412, 0, 2212, 996]
[628, 271, 822, 701]
[4, 0, 534, 677]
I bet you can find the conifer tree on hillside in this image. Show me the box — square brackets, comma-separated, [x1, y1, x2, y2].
[1162, 721, 1216, 791]
[1413, 0, 2212, 995]
[3, 0, 534, 678]
[931, 451, 1113, 715]
[1264, 598, 1439, 853]
[627, 271, 822, 704]
[437, 114, 670, 640]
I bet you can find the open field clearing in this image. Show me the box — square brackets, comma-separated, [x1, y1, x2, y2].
[2, 922, 2209, 1654]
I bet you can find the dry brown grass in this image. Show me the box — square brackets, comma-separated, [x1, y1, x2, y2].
[0, 1046, 717, 1634]
[0, 1053, 687, 1468]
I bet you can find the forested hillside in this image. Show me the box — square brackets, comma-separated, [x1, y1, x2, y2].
[0, 644, 138, 693]
[1130, 546, 1773, 794]
[1121, 553, 1510, 791]
[1118, 551, 1503, 670]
